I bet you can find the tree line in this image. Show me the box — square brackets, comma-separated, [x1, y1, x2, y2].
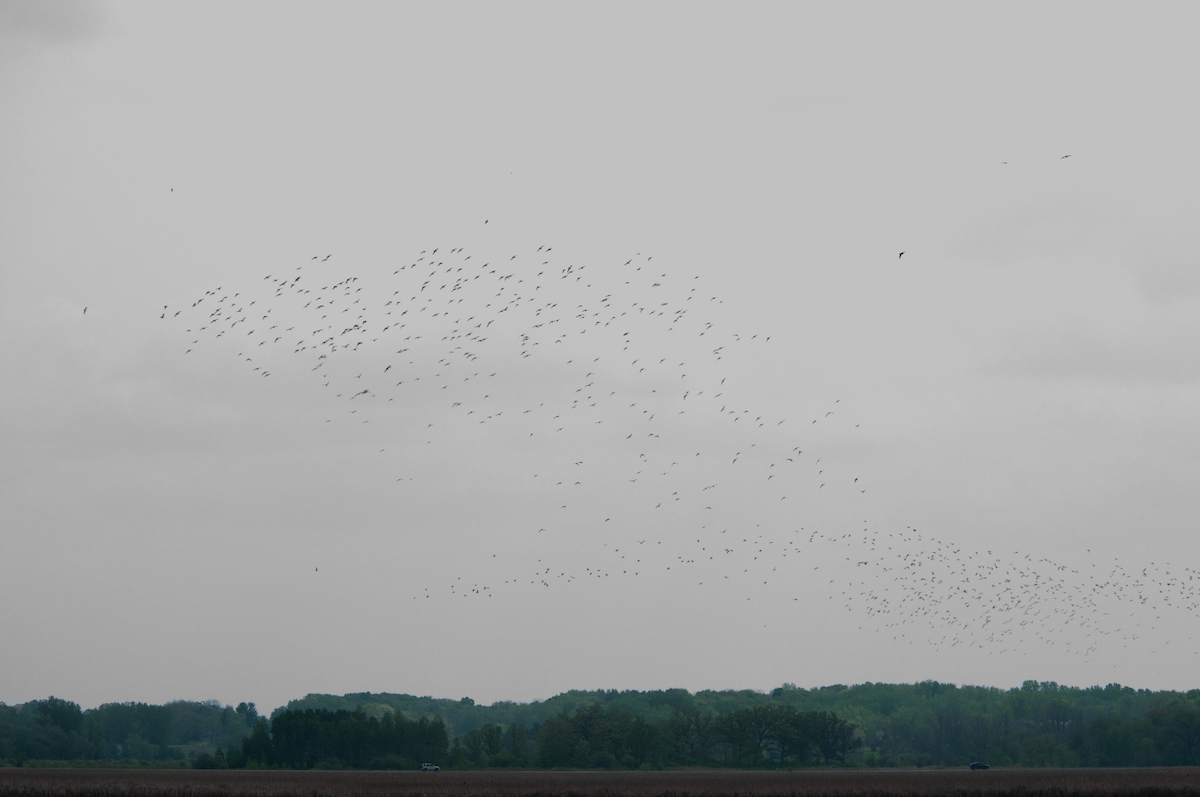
[212, 702, 858, 770]
[530, 703, 860, 770]
[0, 698, 259, 766]
[225, 709, 449, 770]
[277, 680, 1200, 769]
[8, 680, 1200, 769]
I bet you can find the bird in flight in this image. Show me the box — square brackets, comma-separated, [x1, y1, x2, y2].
[1061, 155, 1072, 159]
[898, 252, 904, 259]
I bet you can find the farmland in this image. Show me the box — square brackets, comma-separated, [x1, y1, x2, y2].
[3, 768, 1200, 797]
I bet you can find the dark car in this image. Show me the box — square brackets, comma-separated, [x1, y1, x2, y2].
[969, 762, 990, 770]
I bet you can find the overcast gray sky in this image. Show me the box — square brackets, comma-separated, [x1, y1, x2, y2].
[3, 2, 1200, 713]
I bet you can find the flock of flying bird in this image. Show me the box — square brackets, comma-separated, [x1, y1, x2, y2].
[161, 234, 1194, 659]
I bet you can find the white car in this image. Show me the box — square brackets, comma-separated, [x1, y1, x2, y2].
[421, 763, 440, 771]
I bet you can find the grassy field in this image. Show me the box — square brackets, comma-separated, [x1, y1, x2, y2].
[3, 768, 1200, 797]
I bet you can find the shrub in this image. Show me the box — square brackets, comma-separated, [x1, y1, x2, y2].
[191, 753, 218, 769]
[590, 751, 617, 769]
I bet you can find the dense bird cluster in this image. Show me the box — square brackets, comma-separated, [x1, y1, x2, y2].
[807, 528, 1197, 658]
[162, 238, 1190, 658]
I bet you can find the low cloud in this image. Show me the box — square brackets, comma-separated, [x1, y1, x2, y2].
[0, 0, 105, 41]
[986, 317, 1200, 387]
[952, 183, 1200, 304]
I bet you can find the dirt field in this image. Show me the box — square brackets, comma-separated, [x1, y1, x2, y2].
[2, 767, 1200, 797]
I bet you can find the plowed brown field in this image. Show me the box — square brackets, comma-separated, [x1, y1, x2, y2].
[2, 767, 1200, 797]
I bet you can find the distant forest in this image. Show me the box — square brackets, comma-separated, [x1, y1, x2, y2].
[0, 698, 260, 767]
[5, 681, 1200, 770]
